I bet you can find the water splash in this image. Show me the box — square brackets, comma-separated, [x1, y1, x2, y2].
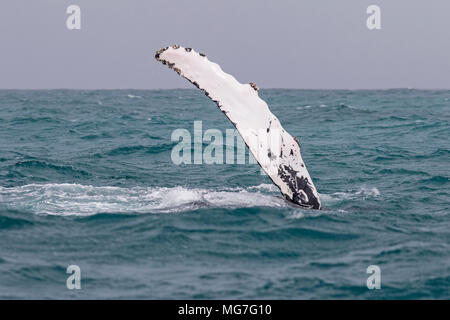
[0, 183, 380, 217]
[0, 183, 286, 216]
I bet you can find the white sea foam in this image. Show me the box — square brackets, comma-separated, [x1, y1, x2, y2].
[127, 94, 142, 99]
[285, 187, 380, 220]
[247, 183, 278, 192]
[0, 184, 379, 216]
[319, 186, 380, 204]
[296, 105, 311, 110]
[0, 183, 285, 216]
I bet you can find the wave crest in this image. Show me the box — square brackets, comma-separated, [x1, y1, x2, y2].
[320, 186, 380, 203]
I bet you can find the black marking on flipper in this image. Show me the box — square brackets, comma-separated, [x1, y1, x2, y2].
[249, 82, 259, 91]
[154, 47, 168, 60]
[278, 165, 321, 209]
[267, 120, 272, 133]
[267, 150, 274, 160]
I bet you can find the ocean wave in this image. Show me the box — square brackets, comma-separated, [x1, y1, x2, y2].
[0, 215, 34, 229]
[108, 143, 176, 156]
[319, 186, 380, 203]
[295, 103, 370, 113]
[295, 105, 311, 110]
[13, 160, 91, 176]
[285, 208, 348, 220]
[127, 94, 142, 99]
[419, 175, 449, 185]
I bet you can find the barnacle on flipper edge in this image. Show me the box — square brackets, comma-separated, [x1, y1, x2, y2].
[249, 82, 259, 91]
[155, 46, 169, 60]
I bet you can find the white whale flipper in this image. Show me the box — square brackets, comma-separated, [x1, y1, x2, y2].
[156, 45, 321, 209]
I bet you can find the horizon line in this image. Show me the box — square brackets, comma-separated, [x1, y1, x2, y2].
[1, 87, 450, 91]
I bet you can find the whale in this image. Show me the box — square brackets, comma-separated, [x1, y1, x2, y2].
[155, 45, 321, 209]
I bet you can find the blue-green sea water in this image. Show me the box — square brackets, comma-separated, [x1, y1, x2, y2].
[0, 89, 449, 299]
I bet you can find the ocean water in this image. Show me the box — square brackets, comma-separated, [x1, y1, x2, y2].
[0, 89, 449, 299]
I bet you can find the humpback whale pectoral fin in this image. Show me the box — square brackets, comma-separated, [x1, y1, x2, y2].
[155, 45, 322, 210]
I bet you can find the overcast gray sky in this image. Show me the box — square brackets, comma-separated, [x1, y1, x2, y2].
[1, 0, 449, 89]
